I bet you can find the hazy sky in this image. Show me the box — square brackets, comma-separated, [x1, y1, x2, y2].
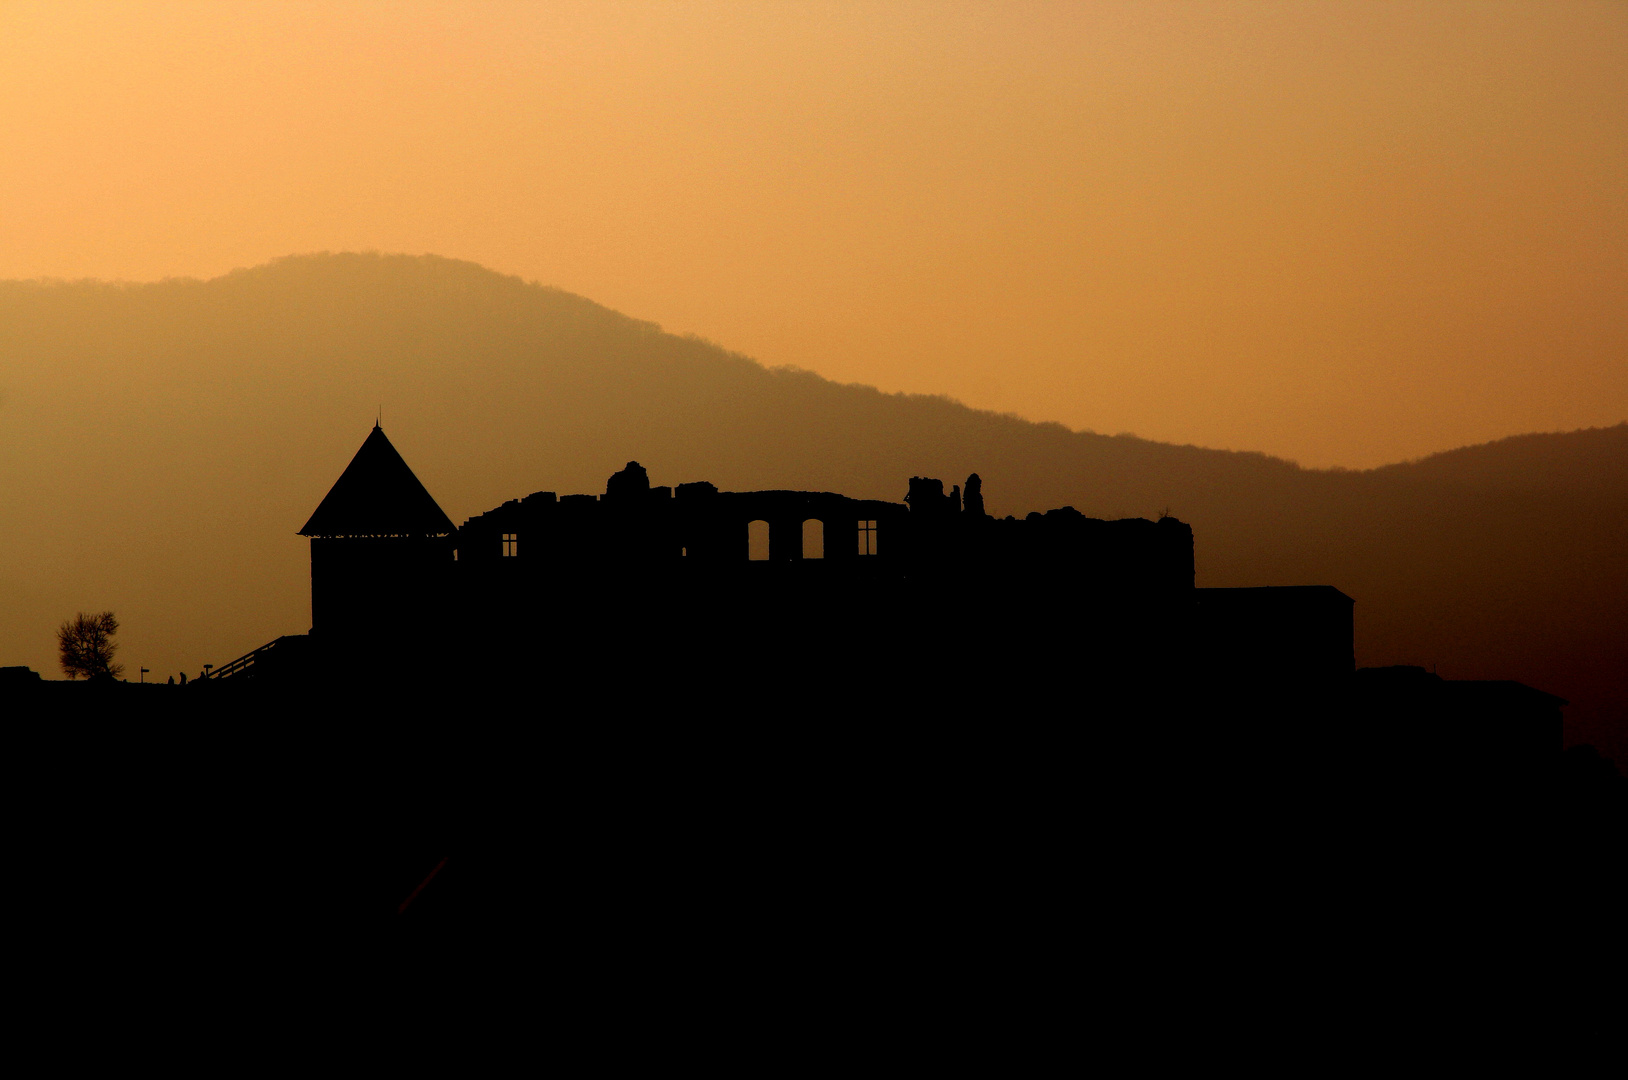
[2, 1, 1623, 467]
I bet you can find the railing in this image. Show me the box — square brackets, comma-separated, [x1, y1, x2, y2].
[207, 635, 300, 681]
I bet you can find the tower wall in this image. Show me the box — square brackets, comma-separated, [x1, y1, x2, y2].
[310, 535, 454, 652]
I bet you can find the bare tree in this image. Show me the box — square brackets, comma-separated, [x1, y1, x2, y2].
[58, 611, 123, 681]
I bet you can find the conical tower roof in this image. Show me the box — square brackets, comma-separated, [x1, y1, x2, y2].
[299, 425, 455, 537]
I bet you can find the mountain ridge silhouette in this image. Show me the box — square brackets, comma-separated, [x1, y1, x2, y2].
[2, 252, 1623, 757]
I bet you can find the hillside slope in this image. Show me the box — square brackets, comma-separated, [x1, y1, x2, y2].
[2, 253, 1623, 755]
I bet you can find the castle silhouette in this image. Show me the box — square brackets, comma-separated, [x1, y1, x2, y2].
[225, 422, 1358, 701]
[174, 421, 1573, 743]
[3, 423, 1598, 969]
[268, 428, 1575, 948]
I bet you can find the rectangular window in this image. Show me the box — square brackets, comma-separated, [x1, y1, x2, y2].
[858, 520, 878, 556]
[502, 533, 519, 557]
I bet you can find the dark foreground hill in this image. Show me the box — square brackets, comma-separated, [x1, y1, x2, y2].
[2, 253, 1623, 757]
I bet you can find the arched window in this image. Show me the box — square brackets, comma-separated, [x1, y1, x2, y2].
[748, 520, 770, 561]
[802, 519, 824, 559]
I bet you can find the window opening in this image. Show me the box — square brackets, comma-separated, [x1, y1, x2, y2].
[748, 520, 770, 561]
[502, 533, 519, 558]
[858, 520, 878, 556]
[803, 519, 824, 559]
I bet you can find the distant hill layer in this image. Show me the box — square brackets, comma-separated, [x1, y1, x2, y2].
[3, 254, 1623, 756]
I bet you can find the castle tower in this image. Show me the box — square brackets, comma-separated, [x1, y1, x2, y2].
[299, 424, 455, 649]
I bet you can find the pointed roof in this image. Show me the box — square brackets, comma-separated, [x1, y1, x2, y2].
[299, 425, 455, 537]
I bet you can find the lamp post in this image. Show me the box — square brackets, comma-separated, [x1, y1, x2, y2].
[140, 667, 149, 684]
[203, 663, 214, 680]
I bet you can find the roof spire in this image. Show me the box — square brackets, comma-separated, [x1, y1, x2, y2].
[299, 425, 454, 537]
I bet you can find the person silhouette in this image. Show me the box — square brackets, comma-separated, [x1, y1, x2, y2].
[167, 675, 175, 686]
[178, 671, 187, 686]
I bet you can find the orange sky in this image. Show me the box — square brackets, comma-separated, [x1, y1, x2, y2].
[2, 0, 1623, 468]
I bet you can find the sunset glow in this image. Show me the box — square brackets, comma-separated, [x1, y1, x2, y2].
[4, 0, 1622, 467]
